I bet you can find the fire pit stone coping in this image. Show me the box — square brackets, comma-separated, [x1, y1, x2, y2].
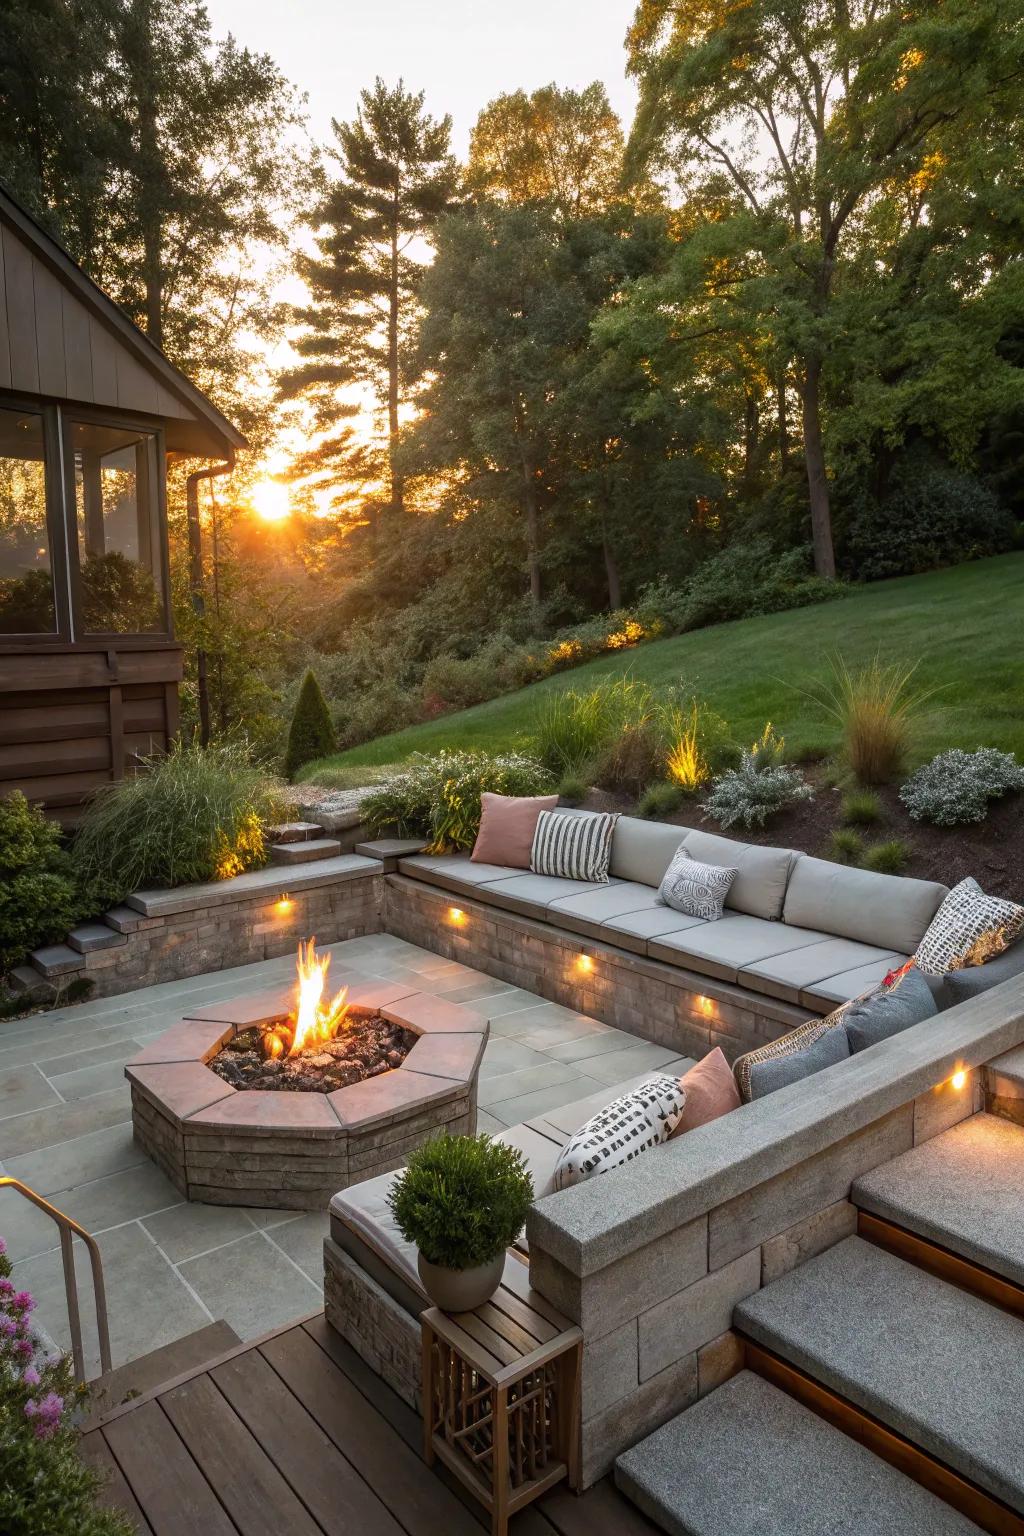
[125, 982, 487, 1209]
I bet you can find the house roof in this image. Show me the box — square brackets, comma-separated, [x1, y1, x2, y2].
[0, 184, 247, 459]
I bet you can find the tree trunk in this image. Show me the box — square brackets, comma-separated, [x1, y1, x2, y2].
[512, 396, 542, 614]
[743, 392, 759, 484]
[130, 0, 164, 348]
[776, 372, 789, 473]
[387, 195, 403, 514]
[603, 536, 622, 611]
[800, 357, 836, 579]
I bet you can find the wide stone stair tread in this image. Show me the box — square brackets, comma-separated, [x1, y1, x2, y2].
[614, 1371, 981, 1536]
[68, 921, 126, 954]
[268, 820, 325, 843]
[269, 837, 343, 865]
[80, 1320, 241, 1430]
[853, 1112, 1024, 1288]
[29, 942, 83, 977]
[734, 1235, 1024, 1513]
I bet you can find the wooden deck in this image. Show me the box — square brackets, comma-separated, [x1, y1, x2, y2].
[80, 1313, 657, 1536]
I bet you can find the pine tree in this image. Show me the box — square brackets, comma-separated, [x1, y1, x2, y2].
[285, 671, 335, 781]
[283, 79, 459, 522]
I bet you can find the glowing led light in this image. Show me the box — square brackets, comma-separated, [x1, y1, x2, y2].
[577, 954, 594, 974]
[696, 995, 716, 1019]
[951, 1068, 967, 1091]
[449, 907, 466, 925]
[274, 895, 295, 917]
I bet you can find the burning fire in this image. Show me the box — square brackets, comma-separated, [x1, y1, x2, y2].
[262, 939, 350, 1059]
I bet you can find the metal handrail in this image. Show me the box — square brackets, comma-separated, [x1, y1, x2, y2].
[0, 1176, 112, 1382]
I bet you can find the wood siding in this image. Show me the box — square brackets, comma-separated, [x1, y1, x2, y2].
[0, 222, 195, 421]
[0, 647, 182, 818]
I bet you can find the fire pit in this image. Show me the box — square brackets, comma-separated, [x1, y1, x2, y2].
[125, 940, 488, 1210]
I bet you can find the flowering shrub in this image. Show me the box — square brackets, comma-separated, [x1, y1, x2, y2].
[899, 748, 1024, 826]
[0, 1238, 131, 1535]
[703, 726, 814, 829]
[360, 750, 553, 852]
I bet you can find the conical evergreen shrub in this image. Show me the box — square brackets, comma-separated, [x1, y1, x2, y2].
[285, 670, 335, 780]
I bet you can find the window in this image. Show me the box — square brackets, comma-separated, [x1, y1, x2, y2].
[0, 407, 55, 634]
[72, 421, 165, 634]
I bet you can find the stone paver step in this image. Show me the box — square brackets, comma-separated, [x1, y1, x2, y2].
[82, 1319, 241, 1429]
[615, 1369, 979, 1536]
[68, 922, 127, 955]
[853, 1112, 1024, 1289]
[29, 943, 84, 978]
[985, 1046, 1024, 1126]
[735, 1235, 1024, 1514]
[268, 820, 325, 843]
[269, 837, 343, 866]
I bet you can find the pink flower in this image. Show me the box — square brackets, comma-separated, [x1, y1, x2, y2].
[0, 1236, 7, 1254]
[10, 1291, 34, 1314]
[21, 1364, 40, 1387]
[0, 1315, 16, 1337]
[14, 1338, 33, 1358]
[25, 1391, 64, 1438]
[0, 1277, 13, 1296]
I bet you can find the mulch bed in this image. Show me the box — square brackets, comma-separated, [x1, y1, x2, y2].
[584, 772, 1024, 901]
[209, 1014, 416, 1093]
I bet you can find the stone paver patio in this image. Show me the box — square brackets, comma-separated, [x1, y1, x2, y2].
[0, 932, 683, 1376]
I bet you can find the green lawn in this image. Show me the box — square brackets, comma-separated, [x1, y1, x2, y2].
[304, 554, 1024, 779]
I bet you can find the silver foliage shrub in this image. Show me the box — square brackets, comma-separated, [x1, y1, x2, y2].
[899, 748, 1024, 826]
[703, 749, 814, 830]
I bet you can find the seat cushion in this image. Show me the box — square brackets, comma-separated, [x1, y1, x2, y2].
[942, 935, 1024, 1007]
[844, 967, 937, 1053]
[649, 915, 826, 985]
[783, 856, 947, 955]
[479, 871, 617, 918]
[397, 853, 520, 895]
[600, 904, 707, 955]
[493, 1122, 563, 1201]
[743, 938, 904, 1006]
[547, 881, 666, 940]
[330, 1171, 425, 1305]
[733, 1010, 849, 1102]
[681, 830, 799, 921]
[609, 816, 692, 886]
[801, 957, 913, 1012]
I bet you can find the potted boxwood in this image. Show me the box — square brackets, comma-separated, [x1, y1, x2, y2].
[387, 1132, 534, 1311]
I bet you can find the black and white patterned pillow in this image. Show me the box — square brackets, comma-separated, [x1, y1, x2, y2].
[915, 877, 1024, 976]
[552, 1075, 686, 1191]
[657, 846, 737, 921]
[531, 809, 618, 883]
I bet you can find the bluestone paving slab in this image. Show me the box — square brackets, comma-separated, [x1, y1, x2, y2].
[263, 1210, 331, 1284]
[46, 1059, 137, 1102]
[477, 1108, 508, 1135]
[0, 1064, 60, 1118]
[478, 1038, 553, 1075]
[4, 1121, 144, 1195]
[34, 1037, 149, 1075]
[478, 1060, 582, 1109]
[485, 1074, 606, 1127]
[735, 1235, 1024, 1511]
[852, 1112, 1024, 1287]
[0, 1161, 183, 1262]
[583, 1042, 684, 1086]
[0, 1087, 132, 1159]
[615, 1370, 981, 1536]
[141, 1201, 261, 1263]
[178, 1230, 323, 1339]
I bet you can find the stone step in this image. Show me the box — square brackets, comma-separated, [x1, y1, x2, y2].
[269, 837, 343, 866]
[984, 1046, 1024, 1127]
[615, 1370, 980, 1536]
[81, 1319, 240, 1429]
[67, 922, 127, 955]
[734, 1235, 1024, 1514]
[6, 963, 53, 999]
[853, 1112, 1024, 1290]
[30, 943, 85, 979]
[268, 820, 325, 843]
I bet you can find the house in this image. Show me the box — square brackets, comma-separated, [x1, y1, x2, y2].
[0, 186, 245, 818]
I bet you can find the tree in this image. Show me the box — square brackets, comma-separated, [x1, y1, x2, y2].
[467, 83, 625, 217]
[284, 669, 335, 779]
[283, 79, 459, 521]
[625, 0, 1024, 577]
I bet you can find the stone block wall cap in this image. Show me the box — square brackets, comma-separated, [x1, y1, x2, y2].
[126, 1019, 234, 1067]
[329, 1067, 464, 1131]
[126, 1060, 235, 1123]
[125, 854, 380, 917]
[382, 992, 487, 1035]
[400, 1029, 488, 1084]
[187, 1089, 342, 1134]
[183, 983, 294, 1028]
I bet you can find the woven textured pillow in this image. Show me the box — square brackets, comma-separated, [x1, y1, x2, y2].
[530, 809, 618, 883]
[551, 1075, 685, 1191]
[657, 846, 737, 921]
[915, 877, 1024, 976]
[733, 1009, 849, 1103]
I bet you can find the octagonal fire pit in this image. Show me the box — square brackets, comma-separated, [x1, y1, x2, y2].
[125, 944, 488, 1210]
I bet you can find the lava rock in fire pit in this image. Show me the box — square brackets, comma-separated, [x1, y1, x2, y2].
[208, 1014, 416, 1094]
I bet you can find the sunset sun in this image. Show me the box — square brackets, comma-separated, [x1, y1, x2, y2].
[250, 478, 291, 523]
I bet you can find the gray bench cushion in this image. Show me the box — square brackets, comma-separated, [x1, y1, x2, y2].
[548, 881, 670, 940]
[783, 856, 947, 955]
[801, 957, 912, 1011]
[331, 1170, 425, 1307]
[649, 915, 826, 985]
[480, 871, 617, 917]
[600, 905, 707, 955]
[682, 830, 799, 921]
[610, 816, 691, 886]
[398, 853, 519, 893]
[743, 938, 904, 1006]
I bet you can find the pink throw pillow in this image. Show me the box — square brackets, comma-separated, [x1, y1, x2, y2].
[471, 792, 559, 868]
[670, 1047, 741, 1138]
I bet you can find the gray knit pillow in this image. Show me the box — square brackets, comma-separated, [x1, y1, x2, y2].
[657, 847, 737, 922]
[915, 878, 1024, 976]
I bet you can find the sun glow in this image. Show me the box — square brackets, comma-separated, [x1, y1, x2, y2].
[250, 478, 292, 523]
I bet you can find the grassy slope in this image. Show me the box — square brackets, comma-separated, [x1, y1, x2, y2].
[304, 554, 1024, 778]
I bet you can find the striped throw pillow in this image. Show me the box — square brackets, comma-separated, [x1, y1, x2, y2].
[530, 810, 619, 883]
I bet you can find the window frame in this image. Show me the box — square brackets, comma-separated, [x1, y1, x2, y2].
[0, 396, 72, 645]
[59, 405, 173, 644]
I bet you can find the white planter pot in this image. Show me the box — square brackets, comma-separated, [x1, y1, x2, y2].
[417, 1250, 504, 1312]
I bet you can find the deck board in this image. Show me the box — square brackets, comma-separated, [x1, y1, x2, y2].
[85, 1314, 647, 1536]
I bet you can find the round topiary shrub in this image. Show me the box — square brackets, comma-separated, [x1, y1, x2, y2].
[284, 670, 336, 780]
[0, 792, 79, 976]
[387, 1133, 534, 1271]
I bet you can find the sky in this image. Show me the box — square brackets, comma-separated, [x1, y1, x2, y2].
[204, 0, 640, 154]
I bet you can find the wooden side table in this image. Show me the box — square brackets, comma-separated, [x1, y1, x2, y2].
[421, 1256, 582, 1536]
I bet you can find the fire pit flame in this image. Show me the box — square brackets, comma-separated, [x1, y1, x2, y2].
[262, 938, 350, 1060]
